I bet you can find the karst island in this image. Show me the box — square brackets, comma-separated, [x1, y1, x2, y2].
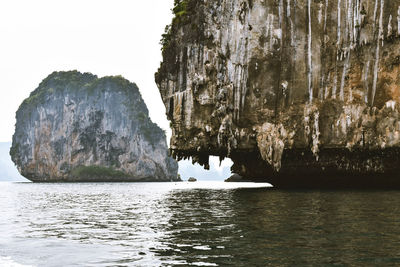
[11, 71, 179, 182]
[156, 0, 400, 188]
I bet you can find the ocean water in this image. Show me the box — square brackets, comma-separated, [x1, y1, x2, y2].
[1, 182, 400, 266]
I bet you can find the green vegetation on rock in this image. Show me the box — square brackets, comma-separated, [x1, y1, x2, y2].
[87, 75, 136, 95]
[71, 166, 128, 179]
[172, 0, 188, 22]
[141, 120, 164, 146]
[160, 0, 190, 52]
[21, 71, 96, 107]
[20, 71, 139, 109]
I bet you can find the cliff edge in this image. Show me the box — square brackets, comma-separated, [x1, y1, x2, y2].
[11, 71, 179, 182]
[156, 0, 400, 187]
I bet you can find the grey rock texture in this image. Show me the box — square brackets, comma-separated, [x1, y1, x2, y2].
[11, 71, 179, 182]
[156, 0, 400, 187]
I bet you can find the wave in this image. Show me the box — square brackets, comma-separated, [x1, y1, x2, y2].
[0, 256, 34, 267]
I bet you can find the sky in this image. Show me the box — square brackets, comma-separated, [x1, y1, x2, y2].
[0, 0, 232, 180]
[0, 0, 173, 141]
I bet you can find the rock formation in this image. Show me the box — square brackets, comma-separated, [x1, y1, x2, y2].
[11, 71, 179, 182]
[224, 173, 251, 183]
[156, 0, 400, 187]
[188, 177, 197, 182]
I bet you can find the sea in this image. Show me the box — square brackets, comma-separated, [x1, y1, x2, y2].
[1, 181, 400, 266]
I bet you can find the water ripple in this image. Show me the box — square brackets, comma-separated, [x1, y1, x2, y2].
[1, 182, 400, 266]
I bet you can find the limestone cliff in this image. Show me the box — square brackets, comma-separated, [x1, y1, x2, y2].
[11, 71, 179, 182]
[156, 0, 400, 187]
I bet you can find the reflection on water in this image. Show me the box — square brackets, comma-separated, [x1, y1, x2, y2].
[159, 189, 400, 266]
[1, 182, 400, 266]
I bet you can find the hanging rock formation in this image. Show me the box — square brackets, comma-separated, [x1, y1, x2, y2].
[11, 71, 179, 182]
[156, 0, 400, 188]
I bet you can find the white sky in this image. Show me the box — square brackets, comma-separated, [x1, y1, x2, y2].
[0, 0, 174, 142]
[0, 0, 233, 178]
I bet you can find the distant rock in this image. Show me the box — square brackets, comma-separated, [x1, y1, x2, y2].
[11, 71, 179, 182]
[224, 173, 251, 183]
[178, 157, 232, 181]
[188, 177, 197, 182]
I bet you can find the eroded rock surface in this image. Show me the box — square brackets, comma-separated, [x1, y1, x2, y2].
[11, 71, 179, 182]
[156, 0, 400, 187]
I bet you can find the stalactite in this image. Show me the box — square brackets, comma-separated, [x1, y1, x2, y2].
[354, 0, 361, 43]
[256, 123, 289, 172]
[346, 0, 353, 45]
[388, 15, 393, 37]
[320, 0, 329, 101]
[288, 0, 296, 105]
[311, 110, 320, 160]
[340, 51, 351, 101]
[319, 74, 325, 100]
[363, 60, 370, 104]
[288, 0, 295, 47]
[373, 0, 379, 34]
[240, 67, 248, 120]
[332, 70, 338, 99]
[324, 73, 331, 100]
[324, 0, 329, 33]
[397, 6, 400, 36]
[337, 0, 342, 46]
[371, 0, 384, 106]
[307, 0, 313, 103]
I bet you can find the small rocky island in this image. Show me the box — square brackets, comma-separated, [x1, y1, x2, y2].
[11, 71, 179, 182]
[156, 0, 400, 188]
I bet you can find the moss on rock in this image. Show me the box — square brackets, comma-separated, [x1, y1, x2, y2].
[71, 166, 128, 179]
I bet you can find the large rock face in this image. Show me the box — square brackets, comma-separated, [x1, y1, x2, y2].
[156, 0, 400, 187]
[11, 71, 179, 182]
